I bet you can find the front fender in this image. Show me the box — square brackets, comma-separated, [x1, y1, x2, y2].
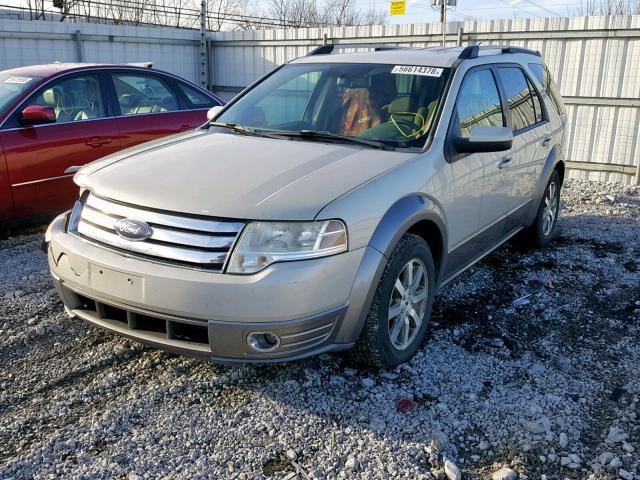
[334, 194, 447, 344]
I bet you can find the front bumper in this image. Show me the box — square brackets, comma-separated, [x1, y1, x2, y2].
[46, 213, 369, 362]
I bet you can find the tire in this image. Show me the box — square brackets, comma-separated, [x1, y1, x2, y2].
[350, 233, 436, 369]
[516, 170, 561, 248]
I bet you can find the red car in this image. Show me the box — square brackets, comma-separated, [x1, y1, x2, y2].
[0, 63, 223, 227]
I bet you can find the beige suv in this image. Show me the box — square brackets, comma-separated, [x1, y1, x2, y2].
[45, 45, 566, 367]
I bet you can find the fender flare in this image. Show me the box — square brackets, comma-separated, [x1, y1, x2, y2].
[524, 144, 564, 225]
[334, 194, 448, 344]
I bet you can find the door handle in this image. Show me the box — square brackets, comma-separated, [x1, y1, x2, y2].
[498, 157, 513, 169]
[85, 137, 112, 148]
[179, 124, 192, 132]
[541, 137, 552, 147]
[64, 166, 82, 174]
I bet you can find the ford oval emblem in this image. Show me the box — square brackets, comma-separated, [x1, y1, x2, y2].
[113, 218, 153, 241]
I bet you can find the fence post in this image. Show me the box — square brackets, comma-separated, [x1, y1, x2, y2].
[73, 30, 83, 62]
[457, 27, 464, 46]
[199, 0, 207, 88]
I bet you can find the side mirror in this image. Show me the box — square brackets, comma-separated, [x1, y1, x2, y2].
[207, 105, 223, 121]
[19, 105, 56, 126]
[454, 125, 513, 153]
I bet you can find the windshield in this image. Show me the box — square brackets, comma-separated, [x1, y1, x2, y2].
[0, 73, 42, 116]
[217, 63, 450, 149]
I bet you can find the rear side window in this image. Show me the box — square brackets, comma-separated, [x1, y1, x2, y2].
[496, 67, 541, 132]
[455, 69, 504, 138]
[176, 81, 216, 108]
[112, 73, 179, 116]
[529, 63, 566, 116]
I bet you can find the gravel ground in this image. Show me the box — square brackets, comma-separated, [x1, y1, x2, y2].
[1, 178, 639, 480]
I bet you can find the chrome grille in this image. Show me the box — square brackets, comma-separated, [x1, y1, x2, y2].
[74, 193, 244, 270]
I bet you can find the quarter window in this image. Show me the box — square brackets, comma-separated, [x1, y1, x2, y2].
[497, 67, 540, 131]
[455, 69, 505, 138]
[112, 73, 179, 116]
[176, 81, 215, 108]
[24, 74, 104, 124]
[528, 63, 566, 116]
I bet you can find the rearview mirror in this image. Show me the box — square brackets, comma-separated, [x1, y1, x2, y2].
[207, 105, 223, 121]
[454, 126, 513, 153]
[19, 105, 56, 126]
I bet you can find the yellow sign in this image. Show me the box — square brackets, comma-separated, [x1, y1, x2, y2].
[390, 0, 406, 16]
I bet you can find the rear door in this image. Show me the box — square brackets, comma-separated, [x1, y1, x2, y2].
[108, 71, 215, 150]
[495, 66, 551, 224]
[1, 71, 121, 219]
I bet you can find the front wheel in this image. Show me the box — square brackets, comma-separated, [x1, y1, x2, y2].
[350, 234, 436, 368]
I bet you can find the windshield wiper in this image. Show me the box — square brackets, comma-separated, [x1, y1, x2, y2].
[271, 130, 395, 150]
[207, 122, 283, 139]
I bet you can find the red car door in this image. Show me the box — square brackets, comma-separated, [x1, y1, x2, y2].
[108, 71, 212, 150]
[1, 72, 121, 219]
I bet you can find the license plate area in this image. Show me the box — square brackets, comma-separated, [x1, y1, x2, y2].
[89, 264, 144, 302]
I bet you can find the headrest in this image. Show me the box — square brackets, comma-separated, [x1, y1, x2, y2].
[119, 94, 133, 107]
[389, 96, 411, 114]
[42, 89, 58, 106]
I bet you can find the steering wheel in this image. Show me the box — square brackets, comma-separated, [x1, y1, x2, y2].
[390, 112, 426, 139]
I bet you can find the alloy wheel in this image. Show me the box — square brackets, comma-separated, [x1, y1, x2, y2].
[542, 180, 559, 236]
[388, 258, 428, 350]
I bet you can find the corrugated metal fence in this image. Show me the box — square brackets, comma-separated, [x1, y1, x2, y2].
[0, 19, 200, 88]
[210, 16, 640, 185]
[0, 16, 639, 184]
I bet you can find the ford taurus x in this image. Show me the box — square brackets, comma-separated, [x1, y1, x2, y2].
[45, 45, 566, 367]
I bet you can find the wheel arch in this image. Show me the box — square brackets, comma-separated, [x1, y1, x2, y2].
[334, 194, 448, 345]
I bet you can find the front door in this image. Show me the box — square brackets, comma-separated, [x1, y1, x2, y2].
[446, 67, 513, 275]
[1, 72, 120, 218]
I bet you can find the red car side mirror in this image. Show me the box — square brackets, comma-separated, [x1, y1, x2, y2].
[19, 105, 56, 126]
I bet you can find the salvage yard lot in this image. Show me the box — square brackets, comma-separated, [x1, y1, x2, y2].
[1, 179, 639, 480]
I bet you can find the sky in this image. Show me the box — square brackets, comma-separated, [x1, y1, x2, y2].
[1, 0, 591, 25]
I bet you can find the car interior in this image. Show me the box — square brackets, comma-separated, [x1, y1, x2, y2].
[113, 75, 179, 116]
[31, 76, 104, 123]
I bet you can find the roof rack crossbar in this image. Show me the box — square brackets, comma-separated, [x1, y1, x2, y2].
[458, 44, 541, 60]
[307, 44, 411, 56]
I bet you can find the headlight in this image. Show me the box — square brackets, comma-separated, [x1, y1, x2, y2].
[227, 220, 347, 274]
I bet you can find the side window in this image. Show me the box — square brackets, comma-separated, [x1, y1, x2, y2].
[456, 69, 504, 138]
[496, 67, 539, 132]
[175, 81, 216, 108]
[529, 79, 544, 124]
[254, 71, 322, 126]
[24, 74, 104, 124]
[529, 63, 566, 116]
[112, 73, 179, 116]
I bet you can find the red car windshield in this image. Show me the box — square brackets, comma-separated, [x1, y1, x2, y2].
[0, 73, 43, 116]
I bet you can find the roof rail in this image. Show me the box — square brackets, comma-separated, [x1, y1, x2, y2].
[307, 44, 410, 56]
[458, 44, 541, 60]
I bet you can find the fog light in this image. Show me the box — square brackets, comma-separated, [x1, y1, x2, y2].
[247, 332, 281, 352]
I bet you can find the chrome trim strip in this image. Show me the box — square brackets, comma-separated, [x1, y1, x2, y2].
[77, 220, 227, 265]
[11, 173, 74, 187]
[86, 194, 244, 234]
[81, 206, 235, 249]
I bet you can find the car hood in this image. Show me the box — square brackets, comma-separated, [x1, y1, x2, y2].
[77, 130, 417, 220]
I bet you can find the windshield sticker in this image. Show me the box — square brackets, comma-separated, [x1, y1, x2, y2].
[391, 65, 443, 77]
[4, 76, 32, 84]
